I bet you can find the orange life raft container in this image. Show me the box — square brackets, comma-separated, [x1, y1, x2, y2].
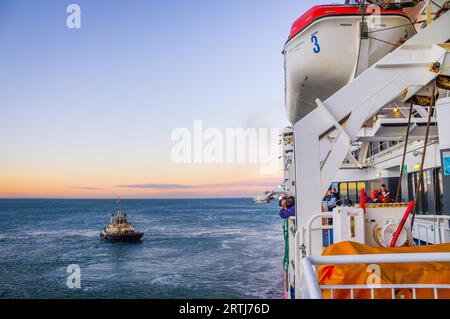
[318, 241, 450, 299]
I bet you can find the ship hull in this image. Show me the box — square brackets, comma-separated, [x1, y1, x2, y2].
[284, 10, 416, 123]
[100, 230, 144, 242]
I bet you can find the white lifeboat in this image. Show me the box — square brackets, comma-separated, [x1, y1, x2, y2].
[284, 3, 417, 123]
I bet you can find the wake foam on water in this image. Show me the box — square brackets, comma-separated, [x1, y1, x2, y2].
[150, 274, 184, 287]
[23, 230, 99, 238]
[144, 226, 259, 238]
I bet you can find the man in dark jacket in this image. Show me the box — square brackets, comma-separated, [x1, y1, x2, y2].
[279, 196, 296, 219]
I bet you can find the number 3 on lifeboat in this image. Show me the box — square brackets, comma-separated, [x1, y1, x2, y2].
[311, 35, 320, 54]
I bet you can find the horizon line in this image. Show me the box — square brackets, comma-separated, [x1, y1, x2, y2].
[0, 196, 257, 200]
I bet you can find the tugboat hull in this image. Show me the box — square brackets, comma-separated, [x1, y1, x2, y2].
[100, 230, 144, 242]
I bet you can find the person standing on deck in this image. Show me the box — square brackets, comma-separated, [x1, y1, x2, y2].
[377, 184, 392, 203]
[331, 188, 340, 202]
[323, 188, 339, 212]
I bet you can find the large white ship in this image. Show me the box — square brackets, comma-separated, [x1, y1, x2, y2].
[280, 0, 450, 299]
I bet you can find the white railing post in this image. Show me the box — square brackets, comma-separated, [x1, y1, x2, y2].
[301, 257, 323, 299]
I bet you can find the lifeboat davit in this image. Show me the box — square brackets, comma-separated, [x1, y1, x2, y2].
[284, 4, 417, 123]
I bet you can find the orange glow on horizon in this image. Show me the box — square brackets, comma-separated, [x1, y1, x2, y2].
[0, 163, 282, 198]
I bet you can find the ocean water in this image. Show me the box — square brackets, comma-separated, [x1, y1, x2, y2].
[0, 198, 284, 299]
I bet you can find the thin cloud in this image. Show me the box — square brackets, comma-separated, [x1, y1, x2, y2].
[68, 186, 102, 191]
[115, 178, 280, 190]
[204, 179, 280, 188]
[115, 183, 195, 190]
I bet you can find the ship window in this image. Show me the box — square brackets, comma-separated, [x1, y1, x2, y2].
[337, 182, 367, 204]
[339, 183, 348, 199]
[357, 182, 366, 198]
[437, 168, 444, 214]
[408, 169, 434, 215]
[369, 142, 375, 156]
[348, 182, 358, 203]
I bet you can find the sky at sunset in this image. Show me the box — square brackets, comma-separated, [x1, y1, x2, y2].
[0, 0, 329, 198]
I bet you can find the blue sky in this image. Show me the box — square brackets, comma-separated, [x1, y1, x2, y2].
[0, 0, 330, 198]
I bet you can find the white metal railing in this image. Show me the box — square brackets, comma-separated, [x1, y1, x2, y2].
[367, 140, 405, 163]
[301, 253, 450, 299]
[297, 212, 450, 299]
[303, 213, 450, 256]
[305, 212, 333, 256]
[414, 215, 450, 245]
[320, 284, 450, 300]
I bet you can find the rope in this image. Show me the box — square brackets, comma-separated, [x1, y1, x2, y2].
[431, 0, 443, 10]
[354, 2, 410, 75]
[283, 218, 289, 292]
[367, 35, 401, 47]
[353, 1, 368, 78]
[368, 23, 414, 34]
[283, 219, 289, 271]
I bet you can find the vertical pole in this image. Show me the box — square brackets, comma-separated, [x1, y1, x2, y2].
[396, 103, 414, 202]
[411, 83, 436, 229]
[390, 201, 415, 247]
[360, 188, 366, 212]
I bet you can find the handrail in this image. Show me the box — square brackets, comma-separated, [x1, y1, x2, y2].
[320, 284, 450, 289]
[305, 212, 333, 256]
[300, 256, 323, 299]
[299, 213, 450, 299]
[415, 215, 450, 244]
[309, 252, 450, 265]
[303, 213, 450, 257]
[301, 252, 450, 299]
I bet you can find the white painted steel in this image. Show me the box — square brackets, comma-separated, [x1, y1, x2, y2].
[285, 14, 416, 123]
[332, 207, 365, 244]
[293, 11, 450, 297]
[300, 256, 323, 299]
[305, 212, 332, 256]
[436, 97, 450, 150]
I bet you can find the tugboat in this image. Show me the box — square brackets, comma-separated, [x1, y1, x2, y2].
[100, 199, 144, 242]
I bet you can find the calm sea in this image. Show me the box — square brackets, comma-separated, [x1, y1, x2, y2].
[0, 198, 283, 299]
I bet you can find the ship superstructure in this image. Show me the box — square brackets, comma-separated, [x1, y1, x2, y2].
[281, 0, 450, 299]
